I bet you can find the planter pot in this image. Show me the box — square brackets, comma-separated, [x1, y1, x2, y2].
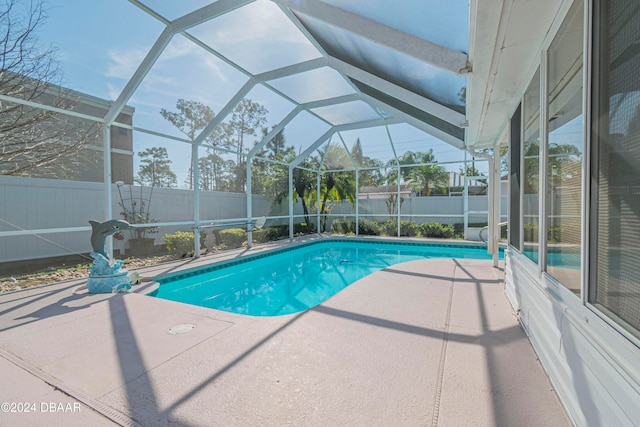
[129, 238, 155, 256]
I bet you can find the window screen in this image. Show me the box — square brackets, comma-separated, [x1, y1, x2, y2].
[522, 69, 541, 263]
[591, 0, 640, 336]
[546, 0, 584, 293]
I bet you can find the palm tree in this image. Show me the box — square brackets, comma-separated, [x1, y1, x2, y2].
[308, 144, 357, 231]
[268, 152, 317, 224]
[292, 165, 316, 224]
[304, 170, 356, 232]
[397, 150, 449, 195]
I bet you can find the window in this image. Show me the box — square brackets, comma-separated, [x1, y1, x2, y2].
[546, 0, 584, 293]
[509, 105, 521, 250]
[522, 69, 541, 263]
[591, 0, 640, 337]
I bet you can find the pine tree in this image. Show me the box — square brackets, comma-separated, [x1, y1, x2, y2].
[136, 147, 177, 188]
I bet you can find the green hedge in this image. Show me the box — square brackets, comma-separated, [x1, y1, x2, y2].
[331, 219, 355, 234]
[163, 231, 195, 256]
[380, 220, 397, 236]
[420, 222, 454, 238]
[294, 222, 316, 235]
[219, 228, 246, 248]
[453, 222, 488, 236]
[253, 227, 282, 243]
[399, 221, 419, 237]
[358, 219, 380, 235]
[242, 219, 476, 241]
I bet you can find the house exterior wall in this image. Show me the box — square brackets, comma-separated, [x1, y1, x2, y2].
[503, 0, 640, 425]
[15, 86, 134, 184]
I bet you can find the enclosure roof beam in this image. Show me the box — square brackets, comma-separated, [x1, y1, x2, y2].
[335, 117, 401, 133]
[290, 117, 399, 168]
[104, 27, 173, 125]
[169, 0, 255, 33]
[337, 132, 358, 169]
[107, 0, 255, 126]
[194, 78, 256, 146]
[301, 93, 361, 109]
[247, 105, 303, 158]
[385, 125, 400, 163]
[290, 129, 335, 168]
[247, 92, 362, 159]
[328, 56, 466, 127]
[276, 0, 469, 75]
[361, 93, 465, 149]
[128, 0, 170, 25]
[254, 57, 328, 82]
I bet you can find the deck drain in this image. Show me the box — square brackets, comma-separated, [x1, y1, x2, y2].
[167, 323, 195, 335]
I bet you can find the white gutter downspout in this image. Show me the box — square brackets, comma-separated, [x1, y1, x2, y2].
[469, 146, 500, 267]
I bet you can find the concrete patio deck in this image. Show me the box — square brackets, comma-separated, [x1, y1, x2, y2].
[0, 244, 570, 426]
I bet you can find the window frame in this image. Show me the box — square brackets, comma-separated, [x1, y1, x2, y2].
[509, 104, 522, 251]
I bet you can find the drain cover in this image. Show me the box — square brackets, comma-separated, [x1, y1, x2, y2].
[167, 323, 195, 335]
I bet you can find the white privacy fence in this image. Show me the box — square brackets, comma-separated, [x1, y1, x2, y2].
[0, 176, 504, 263]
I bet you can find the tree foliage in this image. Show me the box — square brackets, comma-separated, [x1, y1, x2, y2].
[393, 150, 449, 195]
[136, 147, 177, 188]
[523, 141, 581, 193]
[162, 98, 269, 192]
[199, 150, 231, 191]
[160, 99, 216, 189]
[252, 127, 294, 197]
[352, 138, 384, 187]
[0, 0, 100, 178]
[219, 98, 267, 192]
[309, 144, 356, 231]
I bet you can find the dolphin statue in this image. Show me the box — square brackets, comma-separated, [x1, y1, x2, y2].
[89, 219, 133, 259]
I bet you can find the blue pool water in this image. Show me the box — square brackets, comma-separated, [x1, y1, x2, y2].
[152, 240, 502, 316]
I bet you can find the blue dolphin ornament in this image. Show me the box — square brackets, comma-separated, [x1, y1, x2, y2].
[89, 219, 133, 260]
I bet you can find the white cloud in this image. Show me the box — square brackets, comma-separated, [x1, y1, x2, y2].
[202, 56, 228, 82]
[189, 0, 319, 68]
[158, 36, 201, 61]
[106, 46, 148, 80]
[107, 83, 123, 101]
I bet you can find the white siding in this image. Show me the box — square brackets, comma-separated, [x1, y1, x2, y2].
[505, 249, 640, 427]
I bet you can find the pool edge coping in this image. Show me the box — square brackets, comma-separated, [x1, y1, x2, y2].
[151, 236, 496, 287]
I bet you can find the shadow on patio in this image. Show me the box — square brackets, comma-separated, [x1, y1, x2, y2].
[0, 258, 569, 426]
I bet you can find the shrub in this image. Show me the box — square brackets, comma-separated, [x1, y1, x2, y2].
[453, 222, 488, 236]
[358, 219, 380, 235]
[420, 222, 454, 239]
[399, 221, 419, 237]
[294, 222, 316, 235]
[219, 228, 246, 248]
[271, 225, 289, 238]
[164, 231, 195, 256]
[252, 227, 283, 243]
[252, 228, 270, 243]
[380, 220, 398, 236]
[331, 219, 355, 234]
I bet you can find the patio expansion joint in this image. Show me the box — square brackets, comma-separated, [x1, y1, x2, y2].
[430, 265, 456, 427]
[0, 346, 141, 427]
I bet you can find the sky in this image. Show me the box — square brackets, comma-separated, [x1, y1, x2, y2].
[35, 0, 479, 187]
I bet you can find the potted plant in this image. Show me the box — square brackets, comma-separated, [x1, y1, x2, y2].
[115, 182, 159, 256]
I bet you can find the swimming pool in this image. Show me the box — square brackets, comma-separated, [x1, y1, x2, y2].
[152, 239, 502, 316]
